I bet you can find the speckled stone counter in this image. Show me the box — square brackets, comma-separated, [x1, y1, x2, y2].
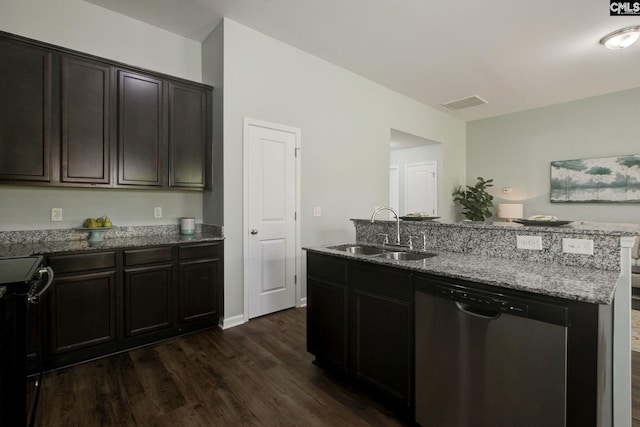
[352, 219, 640, 271]
[304, 244, 619, 305]
[0, 224, 223, 257]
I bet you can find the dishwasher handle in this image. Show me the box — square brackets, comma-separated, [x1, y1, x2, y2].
[456, 302, 502, 320]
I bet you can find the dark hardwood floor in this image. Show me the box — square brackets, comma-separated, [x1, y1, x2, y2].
[33, 307, 640, 426]
[34, 307, 407, 426]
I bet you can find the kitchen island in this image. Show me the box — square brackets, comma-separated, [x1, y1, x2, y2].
[305, 219, 638, 426]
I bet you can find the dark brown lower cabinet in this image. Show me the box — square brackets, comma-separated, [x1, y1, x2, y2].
[123, 247, 174, 338]
[307, 251, 613, 427]
[306, 253, 413, 417]
[351, 263, 413, 412]
[124, 265, 173, 337]
[306, 253, 349, 372]
[178, 243, 223, 329]
[49, 271, 117, 355]
[30, 242, 222, 372]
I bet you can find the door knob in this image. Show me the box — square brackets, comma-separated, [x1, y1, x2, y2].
[250, 229, 259, 235]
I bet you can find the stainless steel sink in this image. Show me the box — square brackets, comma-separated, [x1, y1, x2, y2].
[375, 251, 436, 261]
[329, 245, 387, 255]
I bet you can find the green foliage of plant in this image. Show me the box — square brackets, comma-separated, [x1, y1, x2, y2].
[452, 177, 494, 221]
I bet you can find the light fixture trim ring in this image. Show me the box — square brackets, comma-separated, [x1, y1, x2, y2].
[599, 25, 640, 49]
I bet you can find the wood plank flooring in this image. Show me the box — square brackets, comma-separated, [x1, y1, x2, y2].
[34, 308, 407, 427]
[33, 307, 640, 426]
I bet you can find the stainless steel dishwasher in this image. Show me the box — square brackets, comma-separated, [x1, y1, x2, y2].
[415, 278, 569, 427]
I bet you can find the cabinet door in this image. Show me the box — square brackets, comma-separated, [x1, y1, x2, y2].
[117, 70, 165, 187]
[351, 263, 413, 410]
[0, 40, 52, 182]
[306, 253, 349, 372]
[124, 264, 173, 337]
[168, 82, 211, 189]
[307, 278, 349, 372]
[179, 259, 219, 325]
[61, 56, 112, 185]
[49, 271, 117, 354]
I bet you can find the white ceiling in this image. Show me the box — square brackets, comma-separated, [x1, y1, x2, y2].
[86, 0, 640, 121]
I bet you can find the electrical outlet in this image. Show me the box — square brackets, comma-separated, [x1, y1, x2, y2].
[502, 187, 513, 194]
[313, 206, 322, 217]
[154, 207, 162, 218]
[562, 238, 594, 255]
[516, 235, 542, 250]
[51, 208, 62, 222]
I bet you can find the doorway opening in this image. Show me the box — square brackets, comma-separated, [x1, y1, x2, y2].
[389, 129, 442, 216]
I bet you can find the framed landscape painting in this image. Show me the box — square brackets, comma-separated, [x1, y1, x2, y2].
[551, 154, 640, 203]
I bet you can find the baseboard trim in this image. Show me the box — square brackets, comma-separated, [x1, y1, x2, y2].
[221, 314, 245, 330]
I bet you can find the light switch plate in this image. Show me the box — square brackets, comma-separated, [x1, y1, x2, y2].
[516, 235, 542, 250]
[154, 207, 162, 218]
[313, 207, 322, 217]
[562, 238, 594, 255]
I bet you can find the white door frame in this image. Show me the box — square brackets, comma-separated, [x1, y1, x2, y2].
[242, 117, 302, 323]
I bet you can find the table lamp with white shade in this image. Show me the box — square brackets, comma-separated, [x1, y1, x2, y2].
[497, 203, 524, 224]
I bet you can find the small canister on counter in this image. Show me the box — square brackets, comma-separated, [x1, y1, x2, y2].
[180, 217, 196, 235]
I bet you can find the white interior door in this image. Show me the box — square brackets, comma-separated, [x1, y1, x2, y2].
[245, 120, 298, 319]
[389, 165, 400, 216]
[405, 161, 437, 215]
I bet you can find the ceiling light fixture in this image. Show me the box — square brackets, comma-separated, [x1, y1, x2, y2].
[599, 26, 640, 50]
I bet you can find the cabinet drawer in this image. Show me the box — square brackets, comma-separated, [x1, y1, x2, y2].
[48, 251, 115, 275]
[124, 247, 173, 267]
[351, 262, 412, 301]
[179, 243, 219, 260]
[307, 253, 348, 283]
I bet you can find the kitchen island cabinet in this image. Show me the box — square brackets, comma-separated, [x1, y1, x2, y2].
[307, 253, 349, 372]
[351, 262, 413, 413]
[306, 249, 613, 426]
[307, 252, 414, 417]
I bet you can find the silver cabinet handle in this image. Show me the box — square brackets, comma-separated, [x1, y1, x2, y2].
[250, 229, 259, 235]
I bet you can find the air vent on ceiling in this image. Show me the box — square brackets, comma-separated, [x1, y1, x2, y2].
[441, 95, 488, 111]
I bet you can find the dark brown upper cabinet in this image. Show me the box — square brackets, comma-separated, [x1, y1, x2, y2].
[117, 70, 165, 188]
[0, 39, 53, 182]
[169, 82, 211, 189]
[0, 31, 213, 190]
[61, 56, 113, 185]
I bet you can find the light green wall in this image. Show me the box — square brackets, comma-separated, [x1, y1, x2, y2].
[0, 0, 204, 230]
[467, 88, 640, 223]
[204, 19, 466, 319]
[0, 0, 202, 81]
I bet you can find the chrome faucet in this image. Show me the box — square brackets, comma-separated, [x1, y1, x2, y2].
[370, 206, 401, 245]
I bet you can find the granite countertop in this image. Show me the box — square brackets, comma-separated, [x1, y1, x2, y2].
[304, 243, 620, 305]
[0, 232, 224, 258]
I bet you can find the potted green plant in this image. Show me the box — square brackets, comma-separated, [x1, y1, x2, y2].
[452, 177, 495, 221]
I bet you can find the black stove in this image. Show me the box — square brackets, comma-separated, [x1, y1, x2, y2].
[0, 256, 52, 427]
